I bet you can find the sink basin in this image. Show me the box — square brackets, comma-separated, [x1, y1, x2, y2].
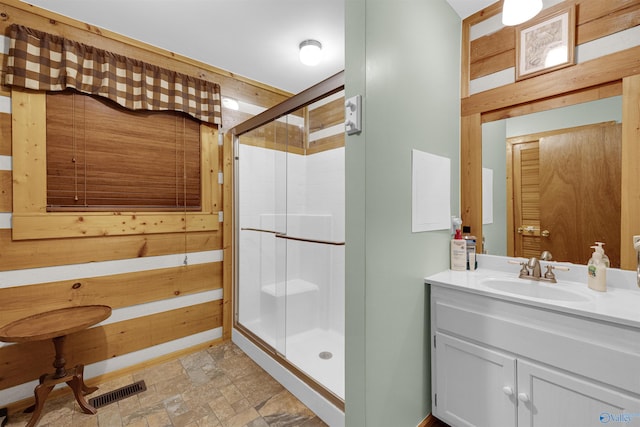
[481, 278, 592, 302]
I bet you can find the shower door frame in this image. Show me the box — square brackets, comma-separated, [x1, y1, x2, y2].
[231, 71, 345, 409]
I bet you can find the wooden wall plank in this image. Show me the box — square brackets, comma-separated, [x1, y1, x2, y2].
[0, 301, 222, 390]
[469, 27, 514, 64]
[468, 0, 640, 80]
[223, 132, 233, 340]
[577, 3, 640, 45]
[462, 46, 640, 116]
[0, 229, 222, 271]
[11, 90, 47, 214]
[0, 113, 11, 156]
[201, 125, 218, 213]
[0, 170, 11, 211]
[576, 0, 640, 24]
[620, 74, 640, 269]
[482, 81, 623, 123]
[0, 262, 221, 325]
[307, 134, 345, 155]
[11, 211, 219, 240]
[461, 113, 483, 253]
[309, 98, 344, 132]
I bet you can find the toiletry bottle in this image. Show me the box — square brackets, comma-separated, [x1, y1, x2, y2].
[587, 244, 607, 292]
[450, 228, 466, 271]
[462, 226, 477, 271]
[594, 242, 610, 267]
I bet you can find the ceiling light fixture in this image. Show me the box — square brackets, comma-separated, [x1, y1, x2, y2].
[502, 0, 543, 26]
[299, 39, 323, 66]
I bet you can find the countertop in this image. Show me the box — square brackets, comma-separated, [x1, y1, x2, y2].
[425, 254, 640, 329]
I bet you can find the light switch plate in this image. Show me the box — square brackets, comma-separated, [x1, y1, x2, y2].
[345, 95, 362, 135]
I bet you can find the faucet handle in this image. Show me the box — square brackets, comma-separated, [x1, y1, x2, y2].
[508, 259, 530, 277]
[544, 264, 570, 283]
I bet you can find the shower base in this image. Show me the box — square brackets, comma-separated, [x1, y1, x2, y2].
[241, 320, 344, 399]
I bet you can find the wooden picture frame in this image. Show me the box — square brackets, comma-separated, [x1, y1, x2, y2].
[515, 5, 575, 81]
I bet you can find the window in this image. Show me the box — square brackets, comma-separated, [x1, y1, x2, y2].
[11, 89, 219, 240]
[46, 91, 201, 212]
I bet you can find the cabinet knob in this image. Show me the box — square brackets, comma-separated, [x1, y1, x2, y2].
[502, 386, 514, 396]
[541, 230, 550, 237]
[517, 392, 530, 403]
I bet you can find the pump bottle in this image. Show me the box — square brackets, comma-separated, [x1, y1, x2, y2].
[450, 228, 466, 271]
[587, 243, 607, 292]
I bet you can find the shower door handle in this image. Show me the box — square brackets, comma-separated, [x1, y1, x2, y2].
[275, 233, 345, 246]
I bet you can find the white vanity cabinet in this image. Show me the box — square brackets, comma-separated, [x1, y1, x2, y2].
[430, 285, 640, 427]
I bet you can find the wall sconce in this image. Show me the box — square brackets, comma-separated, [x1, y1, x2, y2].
[299, 39, 323, 66]
[502, 0, 543, 26]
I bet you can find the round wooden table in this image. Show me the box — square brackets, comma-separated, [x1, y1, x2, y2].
[0, 305, 111, 427]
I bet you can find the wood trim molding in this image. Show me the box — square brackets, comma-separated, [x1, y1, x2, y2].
[462, 45, 640, 116]
[620, 74, 640, 269]
[418, 413, 450, 427]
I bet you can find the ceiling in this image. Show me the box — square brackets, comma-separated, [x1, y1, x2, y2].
[22, 0, 495, 94]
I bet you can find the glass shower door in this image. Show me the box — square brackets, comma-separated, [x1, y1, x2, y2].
[237, 119, 288, 354]
[236, 90, 345, 401]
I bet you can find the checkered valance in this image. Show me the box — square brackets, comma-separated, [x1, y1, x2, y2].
[5, 24, 222, 125]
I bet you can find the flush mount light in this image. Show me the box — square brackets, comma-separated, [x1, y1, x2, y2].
[299, 39, 323, 66]
[502, 0, 543, 26]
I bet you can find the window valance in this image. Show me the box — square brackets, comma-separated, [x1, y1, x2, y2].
[4, 24, 222, 125]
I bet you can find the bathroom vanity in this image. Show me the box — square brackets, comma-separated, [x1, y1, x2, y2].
[426, 255, 640, 427]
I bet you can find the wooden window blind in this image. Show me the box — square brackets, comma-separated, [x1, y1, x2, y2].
[46, 91, 202, 211]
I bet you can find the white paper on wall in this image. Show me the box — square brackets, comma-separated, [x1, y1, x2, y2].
[482, 167, 493, 225]
[411, 149, 451, 232]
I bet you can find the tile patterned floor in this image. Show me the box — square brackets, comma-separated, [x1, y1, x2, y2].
[6, 342, 329, 427]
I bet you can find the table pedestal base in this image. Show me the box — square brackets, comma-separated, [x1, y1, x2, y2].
[26, 364, 98, 427]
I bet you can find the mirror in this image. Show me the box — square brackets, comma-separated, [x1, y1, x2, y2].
[482, 96, 623, 265]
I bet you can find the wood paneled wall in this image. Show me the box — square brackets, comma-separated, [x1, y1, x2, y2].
[0, 0, 291, 409]
[238, 90, 345, 155]
[460, 0, 640, 268]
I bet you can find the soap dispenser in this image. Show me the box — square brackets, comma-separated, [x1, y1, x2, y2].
[594, 242, 610, 267]
[587, 243, 607, 292]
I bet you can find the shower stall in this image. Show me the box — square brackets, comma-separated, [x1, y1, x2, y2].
[232, 73, 345, 421]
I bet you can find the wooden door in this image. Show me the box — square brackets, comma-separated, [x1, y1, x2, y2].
[539, 123, 621, 267]
[508, 122, 621, 266]
[511, 141, 541, 259]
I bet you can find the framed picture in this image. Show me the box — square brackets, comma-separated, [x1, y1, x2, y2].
[515, 5, 576, 81]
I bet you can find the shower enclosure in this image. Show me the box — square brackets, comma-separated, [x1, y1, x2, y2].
[232, 73, 345, 409]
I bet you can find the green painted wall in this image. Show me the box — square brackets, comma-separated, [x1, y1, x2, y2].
[345, 1, 461, 425]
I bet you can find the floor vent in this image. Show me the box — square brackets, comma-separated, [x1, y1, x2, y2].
[88, 380, 147, 409]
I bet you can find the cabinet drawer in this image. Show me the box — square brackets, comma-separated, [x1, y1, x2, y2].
[431, 286, 640, 395]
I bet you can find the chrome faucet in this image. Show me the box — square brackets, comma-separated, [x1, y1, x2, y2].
[527, 257, 542, 278]
[509, 252, 568, 284]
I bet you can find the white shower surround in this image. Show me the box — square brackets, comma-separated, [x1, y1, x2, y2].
[237, 143, 345, 400]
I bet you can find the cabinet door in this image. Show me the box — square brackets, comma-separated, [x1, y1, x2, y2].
[517, 359, 640, 427]
[434, 333, 517, 427]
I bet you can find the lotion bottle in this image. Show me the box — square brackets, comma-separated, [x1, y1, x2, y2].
[587, 244, 607, 292]
[450, 228, 466, 271]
